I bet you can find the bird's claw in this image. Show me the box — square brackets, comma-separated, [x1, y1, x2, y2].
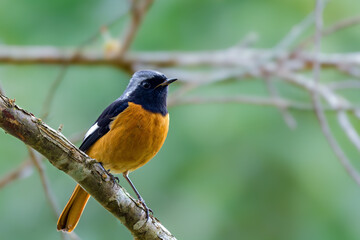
[138, 197, 153, 220]
[98, 163, 119, 185]
[107, 170, 119, 185]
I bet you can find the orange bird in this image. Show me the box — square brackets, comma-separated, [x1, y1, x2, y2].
[57, 70, 177, 232]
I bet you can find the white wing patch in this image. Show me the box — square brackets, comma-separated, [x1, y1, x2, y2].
[84, 123, 99, 140]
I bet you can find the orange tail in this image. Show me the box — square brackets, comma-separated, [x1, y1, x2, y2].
[57, 184, 90, 232]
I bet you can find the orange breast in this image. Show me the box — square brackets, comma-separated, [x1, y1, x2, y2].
[86, 102, 169, 173]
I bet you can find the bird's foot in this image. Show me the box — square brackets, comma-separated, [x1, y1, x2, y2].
[137, 197, 153, 220]
[98, 162, 119, 185]
[107, 169, 119, 185]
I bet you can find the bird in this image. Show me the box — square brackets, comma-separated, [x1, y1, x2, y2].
[57, 70, 177, 232]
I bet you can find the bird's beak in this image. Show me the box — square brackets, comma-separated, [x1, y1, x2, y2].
[156, 78, 177, 88]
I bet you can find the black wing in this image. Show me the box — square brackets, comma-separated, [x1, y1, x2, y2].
[79, 100, 129, 152]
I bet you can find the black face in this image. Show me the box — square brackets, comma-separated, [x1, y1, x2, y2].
[122, 70, 176, 115]
[139, 74, 168, 91]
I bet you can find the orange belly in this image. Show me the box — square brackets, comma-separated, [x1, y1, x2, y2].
[86, 102, 169, 173]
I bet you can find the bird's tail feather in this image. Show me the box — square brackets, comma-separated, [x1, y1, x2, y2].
[57, 184, 90, 232]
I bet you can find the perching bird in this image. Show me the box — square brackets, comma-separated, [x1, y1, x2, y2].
[57, 70, 177, 232]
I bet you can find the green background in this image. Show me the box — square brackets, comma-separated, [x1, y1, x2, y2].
[1, 0, 360, 239]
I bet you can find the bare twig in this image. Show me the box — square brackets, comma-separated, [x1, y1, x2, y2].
[1, 45, 360, 72]
[322, 15, 360, 37]
[337, 111, 360, 151]
[27, 147, 59, 217]
[310, 0, 360, 185]
[40, 66, 68, 119]
[117, 0, 154, 58]
[264, 77, 297, 128]
[275, 11, 315, 54]
[233, 32, 259, 49]
[0, 159, 33, 189]
[294, 15, 360, 52]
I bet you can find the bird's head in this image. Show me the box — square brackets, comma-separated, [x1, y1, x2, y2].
[121, 70, 177, 114]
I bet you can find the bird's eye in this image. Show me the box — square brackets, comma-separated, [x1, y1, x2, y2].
[141, 81, 151, 89]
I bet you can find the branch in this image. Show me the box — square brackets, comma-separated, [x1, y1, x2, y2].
[117, 0, 154, 58]
[1, 46, 360, 73]
[308, 0, 360, 185]
[0, 94, 176, 240]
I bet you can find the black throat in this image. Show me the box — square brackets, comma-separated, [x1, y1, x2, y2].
[128, 90, 168, 116]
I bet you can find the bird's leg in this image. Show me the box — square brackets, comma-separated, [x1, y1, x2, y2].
[123, 171, 152, 219]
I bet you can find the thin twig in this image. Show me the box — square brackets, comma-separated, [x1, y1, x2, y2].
[337, 111, 360, 151]
[232, 32, 259, 49]
[310, 0, 360, 185]
[0, 159, 33, 189]
[40, 66, 68, 119]
[264, 77, 297, 128]
[294, 15, 360, 52]
[27, 147, 59, 217]
[117, 0, 154, 58]
[275, 12, 315, 54]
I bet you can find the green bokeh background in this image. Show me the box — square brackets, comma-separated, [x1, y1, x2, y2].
[1, 0, 360, 239]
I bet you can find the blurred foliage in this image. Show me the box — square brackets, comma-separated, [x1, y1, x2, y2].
[1, 0, 360, 239]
